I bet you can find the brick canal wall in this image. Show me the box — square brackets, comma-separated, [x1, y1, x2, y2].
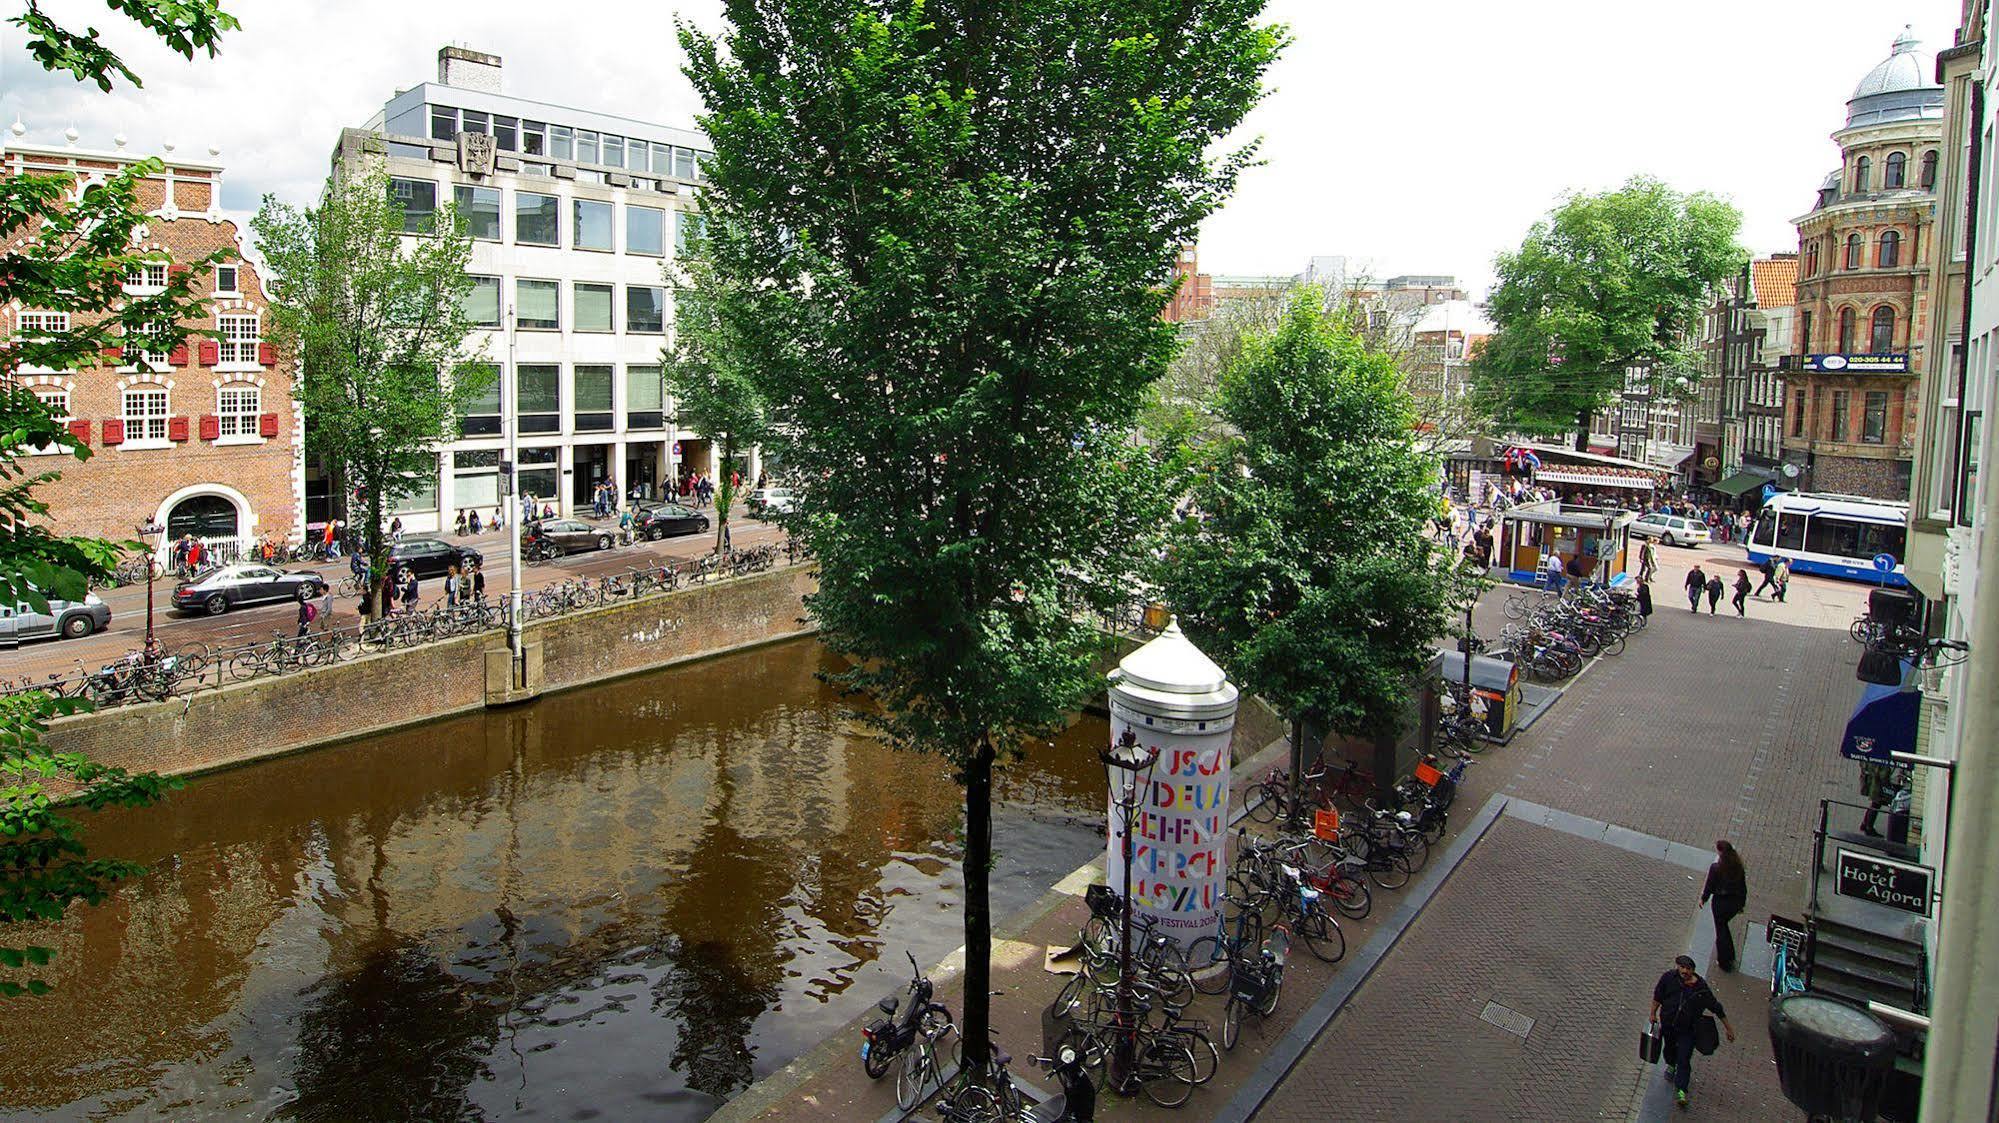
[42, 564, 819, 781]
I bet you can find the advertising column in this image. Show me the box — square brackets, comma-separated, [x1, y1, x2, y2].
[1106, 620, 1240, 949]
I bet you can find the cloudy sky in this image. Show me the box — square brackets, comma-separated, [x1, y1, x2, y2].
[0, 0, 1959, 294]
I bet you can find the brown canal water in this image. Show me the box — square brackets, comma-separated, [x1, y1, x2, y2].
[0, 638, 1109, 1121]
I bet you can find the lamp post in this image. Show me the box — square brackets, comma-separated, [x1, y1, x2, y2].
[135, 518, 164, 659]
[1102, 726, 1158, 1095]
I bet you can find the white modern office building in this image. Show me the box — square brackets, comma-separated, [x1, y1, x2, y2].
[326, 46, 744, 530]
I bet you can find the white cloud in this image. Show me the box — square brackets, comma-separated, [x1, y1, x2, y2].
[1, 0, 1959, 296]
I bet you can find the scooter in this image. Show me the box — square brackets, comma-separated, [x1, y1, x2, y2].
[1026, 1044, 1096, 1122]
[860, 951, 952, 1079]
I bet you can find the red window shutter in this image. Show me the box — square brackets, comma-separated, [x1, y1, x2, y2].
[168, 263, 190, 278]
[101, 345, 123, 361]
[168, 343, 189, 367]
[257, 342, 276, 366]
[168, 416, 190, 442]
[197, 339, 220, 366]
[101, 419, 124, 445]
[67, 419, 90, 444]
[199, 414, 220, 441]
[258, 412, 279, 438]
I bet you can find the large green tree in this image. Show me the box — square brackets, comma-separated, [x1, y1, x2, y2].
[0, 0, 236, 997]
[1161, 290, 1469, 801]
[1471, 176, 1745, 449]
[680, 0, 1280, 1076]
[664, 246, 771, 553]
[252, 169, 489, 616]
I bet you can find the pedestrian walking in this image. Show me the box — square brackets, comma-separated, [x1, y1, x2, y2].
[1650, 955, 1735, 1110]
[1637, 579, 1653, 620]
[1704, 573, 1723, 614]
[445, 563, 460, 608]
[1773, 558, 1791, 604]
[1638, 540, 1658, 583]
[1753, 557, 1777, 597]
[1732, 570, 1751, 616]
[400, 569, 420, 615]
[1701, 841, 1748, 971]
[471, 560, 487, 603]
[1685, 566, 1706, 612]
[296, 595, 314, 638]
[1859, 761, 1902, 837]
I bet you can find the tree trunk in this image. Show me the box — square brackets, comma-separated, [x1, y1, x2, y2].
[365, 480, 387, 620]
[1574, 407, 1592, 454]
[1287, 716, 1303, 827]
[714, 435, 735, 554]
[960, 736, 997, 1077]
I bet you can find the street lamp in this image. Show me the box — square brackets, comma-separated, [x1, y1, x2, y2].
[134, 518, 164, 659]
[1102, 726, 1159, 1095]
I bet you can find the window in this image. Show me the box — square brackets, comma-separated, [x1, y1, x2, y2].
[1838, 308, 1856, 352]
[1855, 156, 1871, 192]
[676, 210, 708, 255]
[430, 105, 457, 141]
[574, 365, 614, 431]
[18, 311, 68, 336]
[573, 199, 613, 251]
[522, 120, 547, 156]
[626, 285, 665, 333]
[577, 129, 600, 165]
[126, 262, 167, 292]
[454, 186, 502, 241]
[626, 365, 664, 428]
[602, 134, 624, 168]
[458, 110, 486, 136]
[1965, 412, 1984, 520]
[1885, 151, 1907, 188]
[217, 384, 261, 438]
[1878, 230, 1901, 268]
[674, 147, 697, 180]
[628, 139, 647, 170]
[389, 177, 437, 234]
[494, 115, 518, 152]
[218, 314, 259, 364]
[31, 388, 70, 451]
[518, 445, 558, 498]
[1805, 241, 1819, 277]
[214, 264, 239, 295]
[124, 322, 170, 367]
[1800, 310, 1813, 353]
[517, 279, 560, 330]
[463, 275, 502, 327]
[455, 449, 501, 507]
[1845, 234, 1863, 269]
[1803, 516, 1861, 559]
[458, 363, 501, 437]
[122, 386, 169, 444]
[628, 206, 665, 255]
[516, 192, 559, 245]
[574, 283, 614, 332]
[1776, 512, 1807, 550]
[1831, 389, 1850, 441]
[1922, 150, 1939, 190]
[651, 142, 670, 175]
[517, 365, 560, 433]
[1793, 385, 1809, 437]
[1862, 390, 1888, 444]
[551, 125, 573, 161]
[1870, 306, 1895, 353]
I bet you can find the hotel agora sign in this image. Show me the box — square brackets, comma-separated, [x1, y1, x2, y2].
[1835, 848, 1934, 916]
[1805, 354, 1910, 374]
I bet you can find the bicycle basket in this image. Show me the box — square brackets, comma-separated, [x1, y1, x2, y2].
[1228, 962, 1267, 1005]
[1084, 884, 1125, 920]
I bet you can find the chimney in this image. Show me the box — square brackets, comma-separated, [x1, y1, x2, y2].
[438, 46, 503, 93]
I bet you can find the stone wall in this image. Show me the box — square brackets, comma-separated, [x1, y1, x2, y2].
[42, 565, 818, 781]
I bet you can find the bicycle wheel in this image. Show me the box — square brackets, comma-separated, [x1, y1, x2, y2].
[1176, 1025, 1219, 1085]
[1601, 632, 1626, 657]
[1137, 1036, 1197, 1108]
[1221, 996, 1241, 1051]
[1399, 828, 1430, 872]
[1368, 851, 1412, 890]
[895, 1040, 936, 1111]
[1154, 963, 1194, 1012]
[942, 1082, 999, 1122]
[1246, 779, 1281, 824]
[1296, 909, 1345, 964]
[1186, 936, 1231, 995]
[1329, 872, 1371, 920]
[227, 650, 265, 682]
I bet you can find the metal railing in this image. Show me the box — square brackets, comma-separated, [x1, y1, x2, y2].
[0, 542, 806, 711]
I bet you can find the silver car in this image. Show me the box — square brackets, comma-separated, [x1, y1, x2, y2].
[0, 593, 112, 644]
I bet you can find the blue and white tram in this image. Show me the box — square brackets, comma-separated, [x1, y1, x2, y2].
[1746, 492, 1908, 585]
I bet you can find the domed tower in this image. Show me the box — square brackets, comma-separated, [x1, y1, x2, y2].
[1784, 27, 1944, 499]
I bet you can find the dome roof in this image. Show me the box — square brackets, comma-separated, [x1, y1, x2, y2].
[1846, 27, 1944, 128]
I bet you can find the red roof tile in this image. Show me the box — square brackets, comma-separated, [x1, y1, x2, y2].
[1750, 257, 1797, 308]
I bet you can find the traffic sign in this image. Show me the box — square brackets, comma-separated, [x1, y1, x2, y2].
[1872, 553, 1898, 574]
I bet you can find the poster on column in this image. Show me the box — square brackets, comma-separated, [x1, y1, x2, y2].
[1105, 711, 1233, 949]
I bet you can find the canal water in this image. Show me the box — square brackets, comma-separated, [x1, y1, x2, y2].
[0, 638, 1109, 1121]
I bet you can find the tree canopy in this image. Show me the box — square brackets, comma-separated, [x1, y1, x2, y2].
[679, 0, 1281, 1076]
[1471, 176, 1745, 447]
[11, 0, 238, 91]
[664, 245, 772, 551]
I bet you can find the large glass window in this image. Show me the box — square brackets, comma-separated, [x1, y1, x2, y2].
[1922, 150, 1939, 190]
[1855, 156, 1871, 192]
[1792, 385, 1809, 437]
[574, 365, 614, 431]
[551, 125, 573, 161]
[1878, 230, 1901, 269]
[574, 199, 613, 251]
[1845, 235, 1863, 269]
[122, 386, 169, 444]
[518, 446, 559, 501]
[455, 450, 501, 508]
[494, 115, 518, 152]
[1831, 390, 1849, 441]
[651, 142, 671, 175]
[517, 364, 560, 433]
[628, 206, 665, 255]
[1838, 308, 1856, 352]
[674, 147, 697, 180]
[217, 314, 260, 364]
[516, 192, 559, 245]
[462, 109, 488, 135]
[577, 130, 600, 165]
[1776, 512, 1807, 550]
[459, 363, 501, 437]
[389, 177, 437, 234]
[522, 120, 546, 156]
[627, 285, 665, 333]
[627, 365, 664, 429]
[517, 279, 560, 330]
[454, 186, 502, 241]
[602, 134, 624, 168]
[1870, 306, 1895, 352]
[629, 139, 648, 170]
[1885, 151, 1907, 189]
[574, 283, 614, 333]
[430, 105, 457, 141]
[1862, 391, 1888, 444]
[1803, 517, 1860, 558]
[463, 275, 501, 327]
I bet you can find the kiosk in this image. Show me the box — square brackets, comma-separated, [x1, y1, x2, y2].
[1494, 501, 1639, 587]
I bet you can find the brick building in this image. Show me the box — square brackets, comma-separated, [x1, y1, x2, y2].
[1, 136, 304, 558]
[1162, 243, 1215, 323]
[1782, 28, 1942, 500]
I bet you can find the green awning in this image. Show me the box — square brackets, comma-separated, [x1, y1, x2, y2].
[1709, 471, 1768, 498]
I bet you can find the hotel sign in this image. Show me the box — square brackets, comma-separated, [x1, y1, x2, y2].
[1807, 354, 1909, 374]
[1835, 849, 1934, 916]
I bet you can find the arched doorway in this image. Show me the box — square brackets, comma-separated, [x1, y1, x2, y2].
[167, 494, 240, 541]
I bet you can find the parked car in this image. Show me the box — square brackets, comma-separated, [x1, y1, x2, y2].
[1629, 513, 1713, 547]
[635, 503, 709, 541]
[0, 593, 111, 643]
[524, 518, 618, 559]
[746, 487, 798, 517]
[171, 564, 329, 616]
[386, 538, 483, 579]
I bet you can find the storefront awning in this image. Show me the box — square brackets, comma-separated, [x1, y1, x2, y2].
[1708, 471, 1768, 498]
[1839, 662, 1921, 762]
[1535, 469, 1655, 489]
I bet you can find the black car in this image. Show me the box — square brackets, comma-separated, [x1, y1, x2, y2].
[171, 564, 329, 616]
[524, 518, 618, 558]
[635, 503, 708, 541]
[387, 538, 483, 579]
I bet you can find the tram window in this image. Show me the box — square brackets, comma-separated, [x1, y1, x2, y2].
[1752, 517, 1776, 547]
[1856, 522, 1907, 560]
[1804, 518, 1862, 558]
[1776, 513, 1808, 550]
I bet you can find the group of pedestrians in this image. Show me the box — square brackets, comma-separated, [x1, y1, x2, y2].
[1680, 556, 1787, 618]
[678, 472, 717, 508]
[452, 508, 504, 536]
[1646, 840, 1748, 1110]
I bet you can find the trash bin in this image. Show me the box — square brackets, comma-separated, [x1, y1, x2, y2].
[1768, 993, 1899, 1122]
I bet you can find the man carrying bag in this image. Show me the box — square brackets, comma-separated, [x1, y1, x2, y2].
[1649, 955, 1735, 1110]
